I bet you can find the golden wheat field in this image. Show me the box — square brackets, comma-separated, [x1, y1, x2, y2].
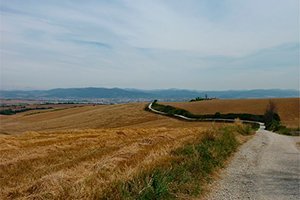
[163, 98, 300, 128]
[0, 103, 217, 199]
[0, 127, 209, 199]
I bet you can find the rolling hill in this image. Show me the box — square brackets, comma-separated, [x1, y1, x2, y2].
[0, 88, 298, 100]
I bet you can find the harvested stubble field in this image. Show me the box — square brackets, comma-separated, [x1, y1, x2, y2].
[163, 98, 300, 128]
[0, 103, 219, 199]
[0, 127, 208, 199]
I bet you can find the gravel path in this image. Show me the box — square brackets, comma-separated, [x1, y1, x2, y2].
[206, 129, 300, 200]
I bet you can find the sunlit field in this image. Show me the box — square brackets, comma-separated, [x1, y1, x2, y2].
[163, 98, 299, 128]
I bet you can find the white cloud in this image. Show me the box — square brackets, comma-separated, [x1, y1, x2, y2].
[0, 0, 299, 90]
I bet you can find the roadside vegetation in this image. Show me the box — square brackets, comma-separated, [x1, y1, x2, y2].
[148, 100, 264, 123]
[103, 124, 255, 199]
[264, 101, 299, 136]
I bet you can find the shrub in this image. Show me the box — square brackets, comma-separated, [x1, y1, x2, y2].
[215, 112, 221, 118]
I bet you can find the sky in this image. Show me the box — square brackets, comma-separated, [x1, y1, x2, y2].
[0, 0, 299, 90]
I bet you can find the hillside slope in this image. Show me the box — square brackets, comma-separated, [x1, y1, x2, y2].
[0, 103, 210, 135]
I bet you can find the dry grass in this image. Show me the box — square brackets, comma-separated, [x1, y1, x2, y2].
[163, 98, 300, 128]
[0, 126, 209, 199]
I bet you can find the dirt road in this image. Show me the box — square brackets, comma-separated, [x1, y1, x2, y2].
[207, 129, 300, 200]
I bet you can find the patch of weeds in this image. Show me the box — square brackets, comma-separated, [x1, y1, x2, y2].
[235, 124, 253, 135]
[118, 170, 173, 200]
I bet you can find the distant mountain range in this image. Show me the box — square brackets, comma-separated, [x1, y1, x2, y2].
[0, 88, 298, 100]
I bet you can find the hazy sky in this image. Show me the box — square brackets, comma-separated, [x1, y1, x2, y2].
[0, 0, 299, 90]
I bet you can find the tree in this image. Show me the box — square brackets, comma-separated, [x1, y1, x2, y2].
[264, 100, 281, 131]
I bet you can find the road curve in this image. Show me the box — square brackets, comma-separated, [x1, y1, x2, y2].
[148, 102, 265, 127]
[206, 129, 300, 200]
